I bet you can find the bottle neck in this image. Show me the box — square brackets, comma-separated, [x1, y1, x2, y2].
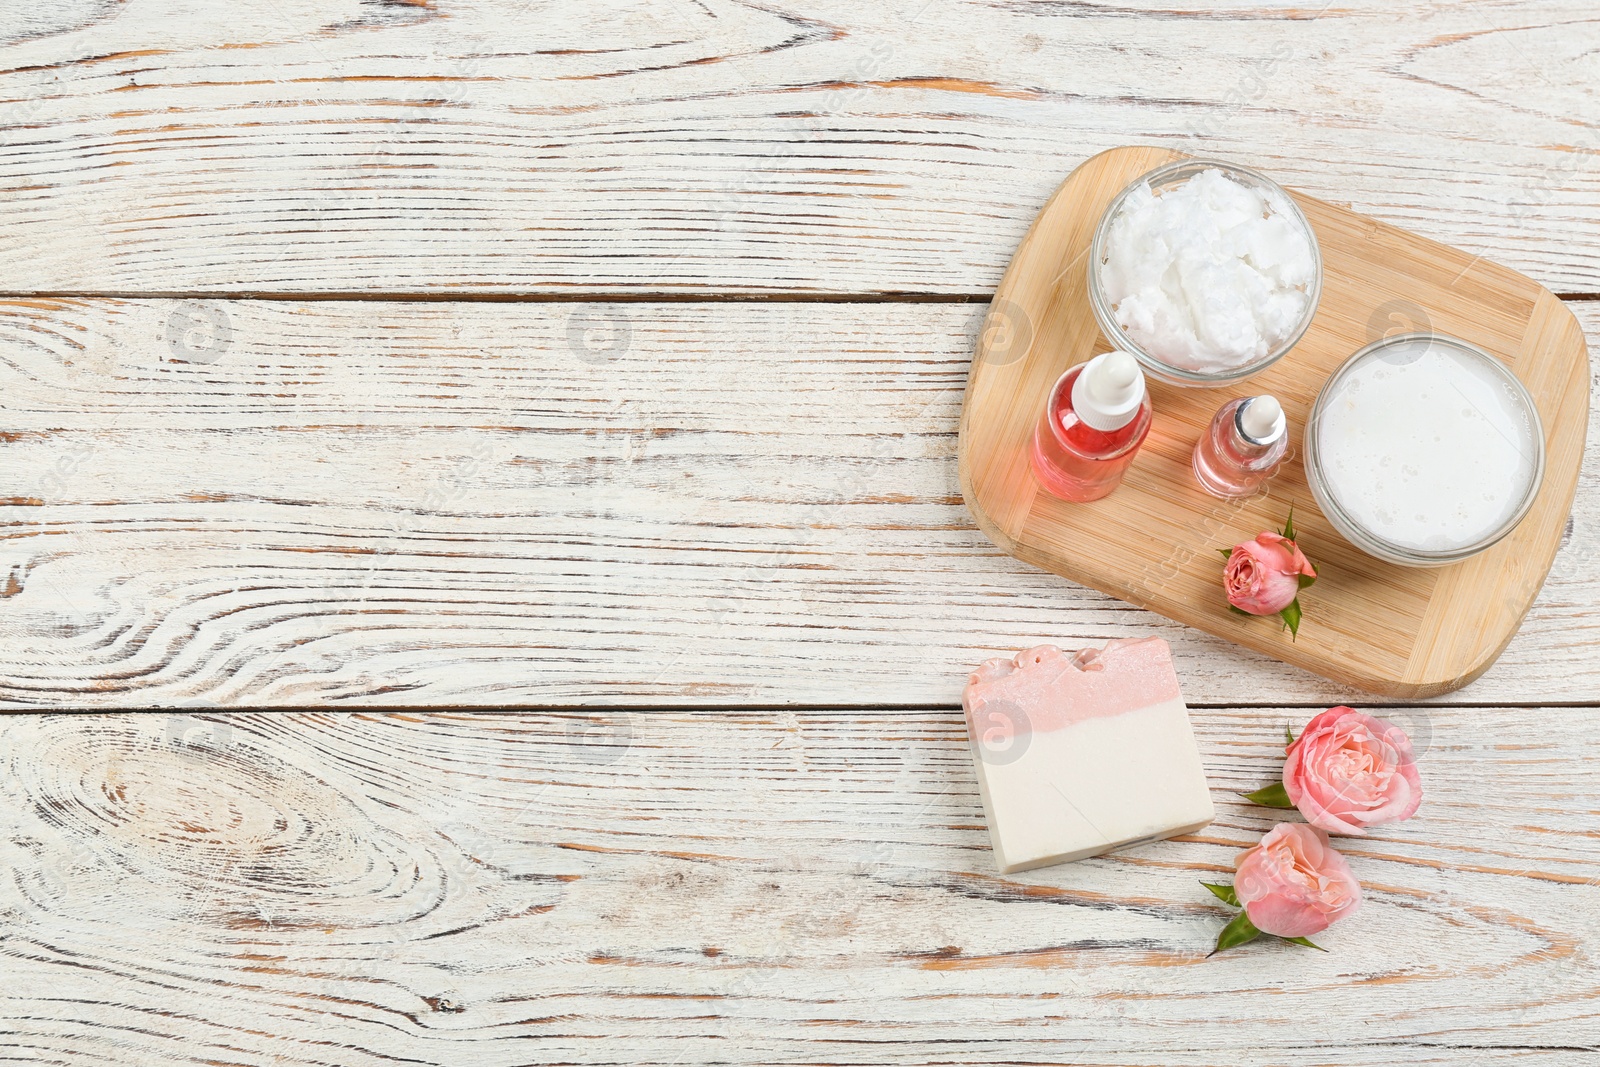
[1219, 401, 1286, 466]
[1071, 357, 1145, 432]
[1229, 420, 1275, 457]
[1052, 369, 1151, 458]
[1233, 397, 1285, 449]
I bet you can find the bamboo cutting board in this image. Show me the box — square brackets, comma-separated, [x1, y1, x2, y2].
[959, 146, 1589, 698]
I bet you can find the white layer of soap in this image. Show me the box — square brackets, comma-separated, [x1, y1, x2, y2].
[1100, 168, 1316, 373]
[1315, 339, 1541, 552]
[963, 639, 1214, 874]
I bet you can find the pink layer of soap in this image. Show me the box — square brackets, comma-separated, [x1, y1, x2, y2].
[963, 637, 1182, 737]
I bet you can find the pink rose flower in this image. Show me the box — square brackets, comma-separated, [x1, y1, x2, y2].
[1234, 823, 1361, 938]
[1285, 707, 1423, 836]
[1224, 532, 1316, 616]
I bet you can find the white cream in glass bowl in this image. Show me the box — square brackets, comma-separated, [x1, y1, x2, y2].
[1304, 333, 1545, 567]
[1088, 158, 1322, 387]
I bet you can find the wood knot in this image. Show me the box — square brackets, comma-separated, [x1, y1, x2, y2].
[13, 718, 442, 927]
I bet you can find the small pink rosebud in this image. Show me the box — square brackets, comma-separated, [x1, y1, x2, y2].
[1224, 532, 1315, 616]
[1234, 823, 1361, 938]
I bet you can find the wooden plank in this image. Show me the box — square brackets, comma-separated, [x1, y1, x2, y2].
[1, 707, 1595, 1063]
[961, 146, 1588, 698]
[1, 299, 1597, 709]
[1, 0, 1599, 295]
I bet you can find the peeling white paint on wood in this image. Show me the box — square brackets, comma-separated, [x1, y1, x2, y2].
[1, 708, 1595, 1064]
[0, 0, 1596, 294]
[0, 301, 1596, 708]
[3, 3, 1599, 1061]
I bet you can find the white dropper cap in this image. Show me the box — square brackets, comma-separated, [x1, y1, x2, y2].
[1237, 394, 1286, 444]
[1070, 351, 1146, 432]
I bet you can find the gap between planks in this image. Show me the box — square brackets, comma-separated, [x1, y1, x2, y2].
[0, 290, 994, 304]
[28, 701, 1600, 714]
[2, 291, 1599, 303]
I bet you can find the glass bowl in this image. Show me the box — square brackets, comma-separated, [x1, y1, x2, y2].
[1087, 158, 1323, 388]
[1304, 332, 1545, 567]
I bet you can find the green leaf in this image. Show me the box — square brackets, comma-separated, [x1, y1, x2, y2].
[1227, 604, 1252, 617]
[1210, 910, 1263, 956]
[1280, 597, 1302, 639]
[1200, 881, 1240, 907]
[1285, 723, 1297, 746]
[1239, 781, 1295, 808]
[1280, 936, 1327, 952]
[1281, 505, 1296, 542]
[1298, 572, 1317, 589]
[1219, 547, 1235, 560]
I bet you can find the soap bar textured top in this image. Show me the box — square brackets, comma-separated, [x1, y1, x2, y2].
[965, 639, 1182, 731]
[963, 638, 1214, 873]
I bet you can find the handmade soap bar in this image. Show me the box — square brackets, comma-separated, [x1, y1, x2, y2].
[963, 638, 1214, 873]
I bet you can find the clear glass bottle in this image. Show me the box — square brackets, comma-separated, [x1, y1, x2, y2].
[1031, 351, 1153, 502]
[1192, 394, 1288, 498]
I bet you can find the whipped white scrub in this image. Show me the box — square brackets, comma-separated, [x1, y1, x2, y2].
[1315, 339, 1541, 553]
[1099, 168, 1317, 373]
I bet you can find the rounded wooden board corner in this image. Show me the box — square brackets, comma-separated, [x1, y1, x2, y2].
[960, 146, 1590, 698]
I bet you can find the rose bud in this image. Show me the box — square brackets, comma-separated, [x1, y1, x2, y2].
[1224, 531, 1316, 616]
[1234, 823, 1361, 938]
[1285, 707, 1423, 836]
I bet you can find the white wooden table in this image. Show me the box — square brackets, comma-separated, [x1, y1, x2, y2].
[2, 2, 1598, 1063]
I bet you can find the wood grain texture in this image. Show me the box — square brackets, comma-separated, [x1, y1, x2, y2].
[1, 0, 1599, 295]
[1, 708, 1596, 1065]
[5, 3, 1598, 1062]
[961, 146, 1589, 698]
[1, 298, 1597, 708]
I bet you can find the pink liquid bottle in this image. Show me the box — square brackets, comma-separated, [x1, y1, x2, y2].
[1031, 351, 1153, 502]
[1192, 394, 1288, 498]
